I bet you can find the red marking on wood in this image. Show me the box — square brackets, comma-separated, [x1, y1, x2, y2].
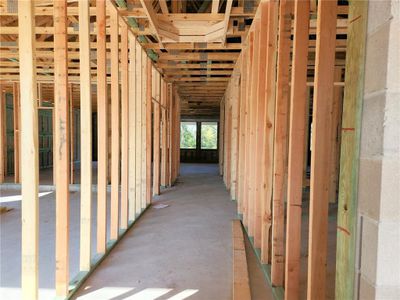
[337, 226, 351, 236]
[342, 128, 355, 131]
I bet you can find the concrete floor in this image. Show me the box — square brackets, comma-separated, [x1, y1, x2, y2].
[71, 163, 263, 300]
[2, 162, 334, 300]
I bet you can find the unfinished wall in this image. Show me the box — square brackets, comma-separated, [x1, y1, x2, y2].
[357, 0, 400, 298]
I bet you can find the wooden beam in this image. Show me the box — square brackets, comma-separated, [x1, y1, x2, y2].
[120, 22, 129, 230]
[110, 4, 120, 241]
[284, 0, 310, 298]
[54, 0, 70, 296]
[146, 57, 153, 204]
[13, 82, 20, 183]
[79, 0, 92, 272]
[221, 0, 233, 44]
[96, 0, 108, 254]
[140, 0, 164, 48]
[307, 0, 338, 298]
[271, 0, 292, 287]
[128, 32, 137, 221]
[159, 0, 169, 14]
[153, 71, 161, 196]
[18, 1, 39, 298]
[335, 1, 368, 298]
[212, 0, 220, 14]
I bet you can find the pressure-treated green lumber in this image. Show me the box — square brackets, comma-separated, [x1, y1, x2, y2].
[18, 1, 39, 298]
[335, 1, 368, 299]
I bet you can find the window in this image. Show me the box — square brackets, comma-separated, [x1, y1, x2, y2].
[201, 122, 218, 150]
[180, 122, 197, 149]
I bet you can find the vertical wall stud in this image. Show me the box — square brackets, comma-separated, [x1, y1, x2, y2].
[120, 22, 129, 230]
[110, 4, 120, 241]
[284, 0, 310, 298]
[96, 0, 108, 254]
[307, 0, 337, 298]
[54, 0, 70, 296]
[18, 1, 39, 298]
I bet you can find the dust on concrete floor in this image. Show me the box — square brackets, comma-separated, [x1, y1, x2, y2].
[72, 163, 238, 299]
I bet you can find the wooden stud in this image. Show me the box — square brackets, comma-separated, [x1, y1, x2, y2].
[135, 39, 143, 214]
[237, 49, 248, 216]
[54, 0, 70, 296]
[18, 1, 39, 298]
[161, 81, 168, 187]
[335, 1, 368, 298]
[120, 22, 129, 230]
[110, 4, 120, 241]
[128, 32, 137, 221]
[271, 0, 293, 287]
[168, 84, 173, 186]
[141, 50, 148, 206]
[13, 82, 20, 183]
[307, 0, 338, 298]
[229, 75, 240, 200]
[153, 71, 161, 196]
[69, 84, 74, 184]
[284, 0, 310, 298]
[96, 0, 108, 254]
[261, 0, 279, 264]
[79, 0, 92, 272]
[0, 90, 4, 183]
[219, 99, 225, 176]
[146, 57, 152, 204]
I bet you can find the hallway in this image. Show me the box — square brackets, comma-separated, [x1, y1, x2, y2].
[73, 164, 237, 300]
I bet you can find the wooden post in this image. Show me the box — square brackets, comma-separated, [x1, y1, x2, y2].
[237, 49, 248, 216]
[69, 84, 74, 184]
[254, 5, 269, 249]
[284, 0, 309, 298]
[248, 22, 260, 239]
[79, 0, 92, 272]
[96, 0, 108, 254]
[153, 72, 161, 196]
[146, 58, 153, 204]
[243, 32, 254, 228]
[135, 40, 143, 214]
[128, 32, 137, 221]
[329, 67, 343, 203]
[54, 0, 70, 296]
[219, 98, 225, 176]
[13, 82, 20, 183]
[335, 1, 368, 298]
[271, 0, 292, 287]
[242, 31, 254, 230]
[307, 0, 337, 298]
[0, 90, 4, 183]
[161, 81, 168, 187]
[261, 0, 278, 264]
[110, 4, 120, 241]
[120, 22, 129, 230]
[168, 84, 173, 186]
[230, 75, 240, 200]
[141, 50, 147, 207]
[18, 1, 39, 298]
